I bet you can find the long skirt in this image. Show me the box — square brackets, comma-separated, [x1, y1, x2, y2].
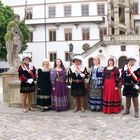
[103, 78, 121, 114]
[37, 89, 51, 109]
[88, 79, 102, 110]
[51, 81, 70, 111]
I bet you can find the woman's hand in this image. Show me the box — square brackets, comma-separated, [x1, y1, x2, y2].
[115, 87, 118, 90]
[53, 87, 55, 91]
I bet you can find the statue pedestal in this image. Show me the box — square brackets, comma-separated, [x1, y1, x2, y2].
[0, 72, 18, 103]
[0, 72, 37, 107]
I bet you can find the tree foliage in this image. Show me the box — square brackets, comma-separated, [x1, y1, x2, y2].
[0, 1, 29, 60]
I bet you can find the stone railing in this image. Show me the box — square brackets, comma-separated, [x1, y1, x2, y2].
[103, 35, 140, 42]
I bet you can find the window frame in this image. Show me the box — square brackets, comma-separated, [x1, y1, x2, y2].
[49, 29, 56, 42]
[82, 27, 90, 40]
[48, 6, 56, 18]
[133, 2, 139, 15]
[49, 52, 57, 62]
[97, 3, 105, 16]
[64, 28, 72, 41]
[64, 5, 71, 17]
[25, 7, 33, 19]
[81, 4, 89, 16]
[65, 52, 71, 62]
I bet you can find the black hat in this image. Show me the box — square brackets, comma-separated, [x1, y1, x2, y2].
[127, 57, 136, 61]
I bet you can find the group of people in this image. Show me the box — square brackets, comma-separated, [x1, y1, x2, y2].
[18, 54, 140, 118]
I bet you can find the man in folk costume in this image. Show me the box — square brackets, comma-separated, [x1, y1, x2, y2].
[68, 55, 89, 112]
[122, 57, 140, 118]
[18, 54, 36, 113]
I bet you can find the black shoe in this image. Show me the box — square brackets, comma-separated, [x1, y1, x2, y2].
[91, 108, 96, 111]
[96, 109, 101, 112]
[45, 108, 51, 111]
[41, 108, 45, 112]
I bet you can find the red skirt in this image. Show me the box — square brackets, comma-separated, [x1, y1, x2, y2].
[103, 78, 121, 114]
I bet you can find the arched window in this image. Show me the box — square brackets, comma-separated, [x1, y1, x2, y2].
[118, 56, 127, 69]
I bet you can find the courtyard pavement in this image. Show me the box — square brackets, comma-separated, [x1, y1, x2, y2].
[0, 77, 140, 140]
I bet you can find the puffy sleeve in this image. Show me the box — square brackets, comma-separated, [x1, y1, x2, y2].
[18, 65, 27, 82]
[32, 65, 37, 79]
[37, 69, 42, 88]
[67, 68, 72, 85]
[134, 68, 140, 85]
[50, 69, 56, 87]
[114, 67, 120, 87]
[103, 67, 107, 85]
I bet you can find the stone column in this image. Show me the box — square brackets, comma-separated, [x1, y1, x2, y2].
[114, 0, 120, 35]
[125, 0, 131, 34]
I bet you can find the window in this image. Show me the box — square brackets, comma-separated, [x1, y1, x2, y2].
[121, 46, 126, 51]
[65, 52, 70, 61]
[48, 6, 56, 18]
[64, 28, 72, 41]
[64, 5, 71, 17]
[29, 31, 33, 42]
[25, 8, 33, 19]
[99, 28, 107, 40]
[119, 30, 125, 34]
[119, 7, 125, 24]
[133, 2, 138, 15]
[82, 28, 90, 40]
[49, 30, 56, 41]
[82, 4, 89, 16]
[97, 4, 105, 16]
[135, 26, 139, 34]
[49, 52, 57, 62]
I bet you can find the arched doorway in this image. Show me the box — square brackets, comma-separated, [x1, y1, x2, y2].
[88, 57, 94, 68]
[118, 56, 127, 69]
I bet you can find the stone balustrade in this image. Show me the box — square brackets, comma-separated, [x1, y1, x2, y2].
[103, 35, 140, 43]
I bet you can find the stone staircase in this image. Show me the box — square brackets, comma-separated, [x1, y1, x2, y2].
[81, 40, 104, 58]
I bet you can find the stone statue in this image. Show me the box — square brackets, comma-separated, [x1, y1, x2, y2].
[4, 14, 23, 71]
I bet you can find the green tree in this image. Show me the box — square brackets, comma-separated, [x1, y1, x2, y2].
[0, 1, 29, 60]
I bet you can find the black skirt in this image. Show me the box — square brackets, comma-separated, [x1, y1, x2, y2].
[20, 81, 35, 93]
[71, 82, 86, 97]
[37, 89, 51, 109]
[123, 85, 139, 97]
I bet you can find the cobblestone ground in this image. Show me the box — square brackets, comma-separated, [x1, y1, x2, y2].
[0, 109, 140, 140]
[0, 78, 140, 140]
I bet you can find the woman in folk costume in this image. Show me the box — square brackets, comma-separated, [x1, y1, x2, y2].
[18, 54, 36, 113]
[122, 57, 140, 118]
[68, 55, 89, 112]
[88, 57, 104, 111]
[37, 59, 52, 112]
[103, 58, 121, 114]
[50, 59, 69, 111]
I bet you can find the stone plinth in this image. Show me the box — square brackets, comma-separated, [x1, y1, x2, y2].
[8, 80, 37, 107]
[0, 72, 37, 107]
[0, 72, 18, 103]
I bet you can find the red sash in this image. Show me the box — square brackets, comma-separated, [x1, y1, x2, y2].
[22, 64, 34, 78]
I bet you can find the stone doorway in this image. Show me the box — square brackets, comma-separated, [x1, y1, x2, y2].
[118, 56, 127, 69]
